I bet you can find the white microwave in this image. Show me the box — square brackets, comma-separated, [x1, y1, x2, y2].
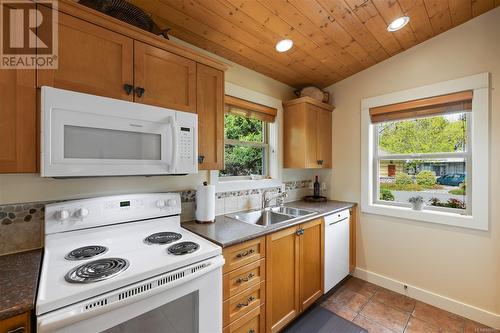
[41, 87, 198, 177]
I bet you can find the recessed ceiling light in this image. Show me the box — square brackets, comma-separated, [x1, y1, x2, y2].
[387, 16, 410, 32]
[275, 39, 293, 52]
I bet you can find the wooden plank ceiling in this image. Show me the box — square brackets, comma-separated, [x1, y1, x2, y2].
[128, 0, 499, 88]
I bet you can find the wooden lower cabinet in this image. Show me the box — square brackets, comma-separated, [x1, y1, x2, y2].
[223, 305, 265, 333]
[0, 312, 31, 333]
[224, 281, 265, 326]
[299, 219, 324, 311]
[265, 226, 300, 333]
[266, 218, 324, 333]
[223, 237, 265, 274]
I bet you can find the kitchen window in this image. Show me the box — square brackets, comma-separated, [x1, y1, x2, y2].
[210, 83, 281, 192]
[361, 73, 489, 230]
[220, 110, 270, 179]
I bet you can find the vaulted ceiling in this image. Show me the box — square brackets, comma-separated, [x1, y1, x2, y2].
[129, 0, 499, 88]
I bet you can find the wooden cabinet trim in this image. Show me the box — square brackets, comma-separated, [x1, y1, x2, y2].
[48, 0, 228, 72]
[283, 96, 335, 112]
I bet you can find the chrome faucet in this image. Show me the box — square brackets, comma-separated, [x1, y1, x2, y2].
[262, 190, 288, 209]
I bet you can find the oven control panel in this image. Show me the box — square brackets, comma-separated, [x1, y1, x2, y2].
[45, 193, 182, 235]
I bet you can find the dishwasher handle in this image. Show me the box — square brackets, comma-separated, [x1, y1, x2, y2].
[327, 217, 349, 226]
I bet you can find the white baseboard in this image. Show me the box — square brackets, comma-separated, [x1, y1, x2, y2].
[352, 267, 500, 329]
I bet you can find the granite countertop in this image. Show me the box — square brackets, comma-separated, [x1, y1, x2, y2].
[182, 200, 356, 248]
[0, 250, 42, 320]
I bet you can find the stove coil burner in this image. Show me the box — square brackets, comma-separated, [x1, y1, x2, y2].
[64, 245, 108, 261]
[167, 241, 200, 255]
[144, 232, 182, 245]
[65, 258, 129, 283]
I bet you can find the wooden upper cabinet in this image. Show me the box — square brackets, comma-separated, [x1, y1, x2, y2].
[196, 63, 224, 170]
[266, 226, 300, 333]
[0, 69, 36, 173]
[134, 41, 196, 112]
[283, 97, 334, 169]
[37, 8, 134, 101]
[299, 218, 324, 311]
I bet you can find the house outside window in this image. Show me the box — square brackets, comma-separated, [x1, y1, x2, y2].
[361, 73, 489, 230]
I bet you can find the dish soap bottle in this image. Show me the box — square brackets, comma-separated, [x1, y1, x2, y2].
[314, 176, 320, 198]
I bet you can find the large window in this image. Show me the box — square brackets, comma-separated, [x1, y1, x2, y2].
[220, 95, 276, 179]
[361, 73, 489, 230]
[375, 112, 470, 214]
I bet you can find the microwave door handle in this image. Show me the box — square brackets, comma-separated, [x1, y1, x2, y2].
[169, 115, 179, 172]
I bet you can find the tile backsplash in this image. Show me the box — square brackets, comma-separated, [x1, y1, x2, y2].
[0, 180, 314, 255]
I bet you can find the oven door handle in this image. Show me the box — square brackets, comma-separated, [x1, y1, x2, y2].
[169, 115, 179, 172]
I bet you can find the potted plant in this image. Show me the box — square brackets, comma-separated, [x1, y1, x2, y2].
[408, 196, 424, 210]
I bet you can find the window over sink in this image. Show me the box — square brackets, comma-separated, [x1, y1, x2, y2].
[361, 73, 489, 230]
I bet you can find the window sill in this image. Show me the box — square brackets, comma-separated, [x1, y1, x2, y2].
[212, 176, 282, 193]
[361, 203, 487, 231]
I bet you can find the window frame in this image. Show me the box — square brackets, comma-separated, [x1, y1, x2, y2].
[210, 82, 282, 193]
[372, 112, 472, 216]
[221, 117, 270, 179]
[361, 73, 489, 231]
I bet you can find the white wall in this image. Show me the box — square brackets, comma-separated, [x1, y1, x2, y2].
[0, 37, 314, 205]
[325, 7, 500, 318]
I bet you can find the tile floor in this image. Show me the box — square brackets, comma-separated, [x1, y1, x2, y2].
[319, 276, 497, 333]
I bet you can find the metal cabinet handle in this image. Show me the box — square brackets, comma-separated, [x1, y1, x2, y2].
[248, 330, 255, 333]
[135, 87, 145, 98]
[236, 296, 256, 308]
[7, 327, 25, 333]
[296, 228, 304, 236]
[236, 249, 255, 258]
[236, 272, 255, 284]
[198, 155, 205, 164]
[123, 84, 133, 95]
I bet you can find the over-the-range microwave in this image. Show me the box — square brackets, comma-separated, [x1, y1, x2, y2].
[41, 87, 198, 177]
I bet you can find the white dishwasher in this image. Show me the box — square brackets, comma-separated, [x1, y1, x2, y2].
[324, 209, 350, 294]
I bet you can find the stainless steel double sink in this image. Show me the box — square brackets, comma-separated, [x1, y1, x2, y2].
[226, 206, 317, 228]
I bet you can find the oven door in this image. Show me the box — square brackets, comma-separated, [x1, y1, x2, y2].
[41, 86, 194, 177]
[37, 256, 224, 333]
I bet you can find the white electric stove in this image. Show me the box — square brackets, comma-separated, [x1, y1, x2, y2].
[36, 193, 224, 333]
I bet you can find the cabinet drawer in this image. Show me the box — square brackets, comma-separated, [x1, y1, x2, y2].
[223, 281, 265, 327]
[0, 312, 30, 333]
[223, 304, 265, 333]
[223, 237, 265, 274]
[224, 259, 265, 300]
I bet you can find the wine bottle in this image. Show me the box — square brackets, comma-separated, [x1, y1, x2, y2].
[314, 176, 320, 198]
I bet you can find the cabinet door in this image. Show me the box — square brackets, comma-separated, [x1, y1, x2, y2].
[304, 106, 319, 169]
[134, 41, 196, 112]
[37, 9, 134, 101]
[299, 218, 324, 311]
[266, 226, 299, 333]
[196, 64, 224, 170]
[316, 109, 332, 168]
[0, 69, 36, 173]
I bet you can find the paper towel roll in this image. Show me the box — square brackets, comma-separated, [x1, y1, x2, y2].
[196, 183, 215, 223]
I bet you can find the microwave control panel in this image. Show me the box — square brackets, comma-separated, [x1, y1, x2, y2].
[179, 126, 194, 163]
